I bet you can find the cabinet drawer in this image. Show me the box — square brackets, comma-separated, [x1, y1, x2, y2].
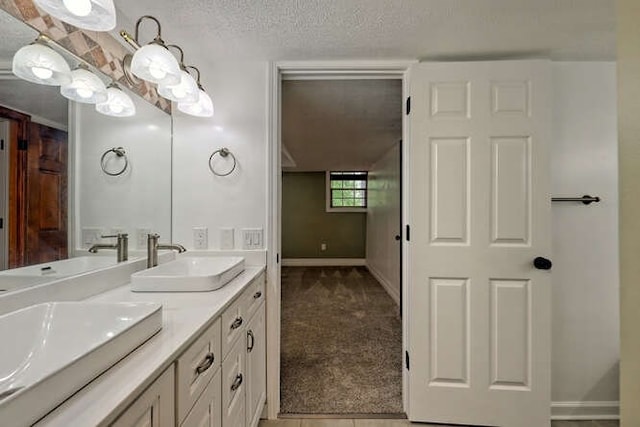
[243, 272, 265, 322]
[221, 294, 246, 359]
[176, 318, 221, 424]
[222, 338, 245, 427]
[181, 370, 222, 427]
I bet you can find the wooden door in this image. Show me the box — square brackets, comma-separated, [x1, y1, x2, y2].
[26, 122, 68, 265]
[408, 60, 552, 427]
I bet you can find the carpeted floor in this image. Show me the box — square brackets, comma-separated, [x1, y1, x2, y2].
[280, 266, 403, 415]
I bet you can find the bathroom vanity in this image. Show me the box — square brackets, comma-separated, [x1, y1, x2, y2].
[0, 254, 266, 427]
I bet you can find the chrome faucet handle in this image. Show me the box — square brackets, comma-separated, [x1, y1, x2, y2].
[101, 233, 129, 239]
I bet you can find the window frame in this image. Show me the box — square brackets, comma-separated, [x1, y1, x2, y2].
[325, 171, 368, 213]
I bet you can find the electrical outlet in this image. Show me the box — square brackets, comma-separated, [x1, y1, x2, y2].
[220, 228, 234, 250]
[193, 227, 208, 250]
[241, 228, 263, 250]
[81, 227, 104, 248]
[136, 228, 152, 249]
[321, 243, 327, 251]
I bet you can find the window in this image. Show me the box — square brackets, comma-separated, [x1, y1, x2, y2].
[326, 171, 367, 211]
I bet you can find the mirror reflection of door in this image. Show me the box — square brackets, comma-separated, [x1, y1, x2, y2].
[0, 105, 68, 269]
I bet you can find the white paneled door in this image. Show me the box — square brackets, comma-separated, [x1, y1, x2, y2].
[408, 61, 552, 427]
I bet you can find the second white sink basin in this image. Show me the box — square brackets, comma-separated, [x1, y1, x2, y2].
[0, 302, 162, 426]
[131, 256, 245, 292]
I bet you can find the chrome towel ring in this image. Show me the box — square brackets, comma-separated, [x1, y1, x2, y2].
[100, 147, 128, 176]
[209, 147, 237, 177]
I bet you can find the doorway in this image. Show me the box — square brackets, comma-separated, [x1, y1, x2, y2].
[278, 77, 404, 416]
[0, 104, 68, 270]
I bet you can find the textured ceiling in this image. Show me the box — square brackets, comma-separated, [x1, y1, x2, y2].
[113, 0, 615, 63]
[0, 9, 38, 64]
[282, 79, 402, 171]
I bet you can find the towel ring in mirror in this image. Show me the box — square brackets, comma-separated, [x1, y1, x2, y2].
[209, 147, 237, 177]
[100, 147, 129, 176]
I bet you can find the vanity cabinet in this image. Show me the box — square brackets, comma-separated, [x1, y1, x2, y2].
[110, 366, 175, 427]
[110, 271, 266, 427]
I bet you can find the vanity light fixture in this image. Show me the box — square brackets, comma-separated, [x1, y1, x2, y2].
[12, 36, 71, 86]
[34, 0, 116, 32]
[96, 83, 136, 117]
[124, 16, 181, 86]
[177, 66, 214, 118]
[157, 45, 199, 103]
[60, 65, 108, 104]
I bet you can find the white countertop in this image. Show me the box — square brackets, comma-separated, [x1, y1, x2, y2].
[34, 265, 265, 427]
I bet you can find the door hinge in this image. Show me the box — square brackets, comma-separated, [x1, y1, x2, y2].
[18, 139, 27, 151]
[406, 225, 410, 242]
[406, 96, 411, 115]
[405, 351, 410, 370]
[0, 218, 3, 229]
[0, 139, 4, 150]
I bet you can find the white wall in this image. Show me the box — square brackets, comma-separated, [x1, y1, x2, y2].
[74, 88, 172, 252]
[550, 62, 619, 416]
[366, 143, 401, 304]
[171, 61, 268, 250]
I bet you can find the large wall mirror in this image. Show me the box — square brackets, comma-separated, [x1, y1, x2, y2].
[0, 8, 172, 293]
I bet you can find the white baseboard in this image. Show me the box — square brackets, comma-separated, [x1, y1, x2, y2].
[366, 262, 400, 305]
[281, 258, 366, 267]
[551, 401, 619, 420]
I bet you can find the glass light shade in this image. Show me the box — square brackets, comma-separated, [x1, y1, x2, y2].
[34, 0, 116, 31]
[96, 86, 136, 117]
[157, 70, 199, 103]
[12, 43, 71, 86]
[131, 44, 181, 86]
[60, 68, 108, 104]
[178, 89, 214, 118]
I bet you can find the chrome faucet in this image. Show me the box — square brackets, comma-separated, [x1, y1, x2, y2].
[147, 233, 187, 268]
[88, 233, 128, 262]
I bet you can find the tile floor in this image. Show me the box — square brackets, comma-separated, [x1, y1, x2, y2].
[258, 419, 619, 427]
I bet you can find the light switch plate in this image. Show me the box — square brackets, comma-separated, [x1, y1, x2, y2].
[241, 228, 263, 250]
[220, 228, 234, 250]
[193, 227, 208, 250]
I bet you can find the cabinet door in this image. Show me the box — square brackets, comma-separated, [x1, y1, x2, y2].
[181, 370, 222, 427]
[245, 303, 266, 427]
[111, 366, 175, 427]
[222, 338, 245, 427]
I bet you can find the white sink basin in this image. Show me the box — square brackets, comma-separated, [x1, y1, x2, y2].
[0, 302, 162, 426]
[1, 256, 118, 278]
[131, 256, 245, 292]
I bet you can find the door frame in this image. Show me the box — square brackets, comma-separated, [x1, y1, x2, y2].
[266, 60, 416, 418]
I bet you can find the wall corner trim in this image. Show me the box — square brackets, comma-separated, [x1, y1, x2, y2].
[550, 401, 620, 420]
[281, 258, 365, 267]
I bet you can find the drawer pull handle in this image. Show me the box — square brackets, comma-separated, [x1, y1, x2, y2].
[231, 374, 243, 392]
[247, 330, 255, 352]
[253, 291, 262, 299]
[195, 353, 215, 375]
[231, 317, 243, 330]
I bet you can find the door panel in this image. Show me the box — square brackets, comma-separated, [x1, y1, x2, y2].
[26, 122, 68, 265]
[408, 61, 551, 427]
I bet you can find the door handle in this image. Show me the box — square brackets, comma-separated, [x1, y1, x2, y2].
[533, 257, 552, 270]
[247, 330, 255, 352]
[231, 316, 243, 330]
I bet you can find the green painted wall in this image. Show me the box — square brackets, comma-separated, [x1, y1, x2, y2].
[282, 172, 366, 258]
